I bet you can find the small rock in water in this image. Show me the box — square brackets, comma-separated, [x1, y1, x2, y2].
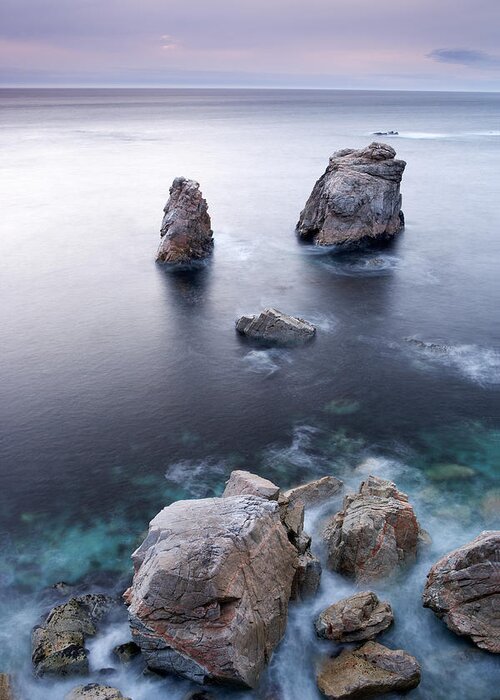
[423, 530, 500, 653]
[112, 641, 141, 664]
[315, 591, 393, 642]
[156, 176, 213, 264]
[372, 130, 399, 135]
[0, 674, 15, 700]
[283, 476, 343, 509]
[316, 641, 421, 699]
[297, 142, 406, 247]
[236, 308, 316, 345]
[323, 475, 421, 581]
[31, 594, 117, 677]
[425, 463, 476, 482]
[65, 684, 131, 700]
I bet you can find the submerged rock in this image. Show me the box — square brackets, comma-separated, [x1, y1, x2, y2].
[284, 476, 343, 509]
[316, 641, 421, 699]
[0, 674, 15, 700]
[425, 463, 476, 482]
[32, 594, 116, 677]
[297, 142, 406, 247]
[156, 177, 213, 264]
[315, 592, 393, 643]
[65, 684, 130, 700]
[124, 495, 298, 688]
[323, 475, 421, 581]
[236, 308, 316, 345]
[422, 530, 500, 653]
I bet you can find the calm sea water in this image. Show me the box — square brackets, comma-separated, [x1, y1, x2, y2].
[0, 89, 499, 698]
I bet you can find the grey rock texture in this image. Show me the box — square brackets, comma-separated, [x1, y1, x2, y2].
[297, 142, 406, 247]
[284, 476, 343, 509]
[315, 592, 393, 642]
[316, 641, 421, 699]
[323, 476, 420, 582]
[124, 495, 298, 688]
[112, 642, 141, 664]
[156, 177, 213, 264]
[236, 308, 316, 345]
[422, 530, 500, 653]
[0, 674, 14, 700]
[65, 685, 131, 700]
[222, 470, 280, 501]
[32, 594, 116, 677]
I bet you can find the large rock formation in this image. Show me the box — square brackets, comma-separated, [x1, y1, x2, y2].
[323, 476, 420, 582]
[66, 685, 131, 700]
[236, 308, 316, 345]
[315, 592, 393, 643]
[317, 641, 421, 699]
[284, 475, 342, 509]
[124, 495, 298, 688]
[297, 142, 406, 247]
[32, 594, 116, 677]
[422, 531, 500, 653]
[156, 177, 213, 264]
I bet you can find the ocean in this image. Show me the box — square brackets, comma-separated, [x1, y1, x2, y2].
[0, 88, 499, 698]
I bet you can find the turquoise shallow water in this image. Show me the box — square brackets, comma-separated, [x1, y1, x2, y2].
[0, 88, 499, 698]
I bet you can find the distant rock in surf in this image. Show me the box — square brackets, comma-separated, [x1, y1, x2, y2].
[315, 591, 393, 642]
[236, 308, 316, 345]
[373, 130, 399, 135]
[316, 641, 421, 699]
[156, 177, 213, 264]
[323, 475, 421, 582]
[297, 142, 406, 247]
[423, 530, 500, 653]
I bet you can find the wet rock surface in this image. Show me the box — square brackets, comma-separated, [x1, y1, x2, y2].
[315, 591, 393, 642]
[32, 594, 117, 677]
[124, 494, 298, 688]
[65, 684, 131, 700]
[156, 177, 213, 264]
[423, 530, 500, 653]
[316, 641, 421, 699]
[236, 308, 316, 345]
[112, 642, 141, 664]
[297, 142, 406, 247]
[323, 475, 420, 581]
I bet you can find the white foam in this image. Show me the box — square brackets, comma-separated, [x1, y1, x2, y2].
[406, 339, 500, 387]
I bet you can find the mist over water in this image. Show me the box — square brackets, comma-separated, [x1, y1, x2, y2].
[0, 88, 499, 698]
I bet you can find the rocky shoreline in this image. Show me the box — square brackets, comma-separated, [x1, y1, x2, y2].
[2, 470, 497, 700]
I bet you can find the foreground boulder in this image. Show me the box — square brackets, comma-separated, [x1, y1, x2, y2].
[317, 641, 421, 699]
[0, 674, 14, 700]
[323, 476, 420, 581]
[422, 531, 500, 653]
[124, 495, 297, 688]
[32, 594, 116, 677]
[66, 685, 130, 700]
[156, 177, 213, 264]
[284, 475, 342, 509]
[297, 142, 406, 247]
[315, 592, 393, 643]
[222, 470, 280, 500]
[236, 308, 316, 345]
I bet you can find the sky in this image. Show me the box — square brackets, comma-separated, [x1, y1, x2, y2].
[1, 0, 500, 90]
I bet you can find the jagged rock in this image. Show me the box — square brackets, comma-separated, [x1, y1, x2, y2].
[323, 475, 420, 581]
[0, 674, 14, 700]
[317, 641, 421, 699]
[297, 142, 406, 247]
[65, 684, 130, 700]
[124, 495, 298, 688]
[112, 642, 141, 664]
[315, 592, 393, 642]
[291, 549, 322, 600]
[284, 476, 342, 509]
[222, 470, 280, 500]
[156, 177, 213, 264]
[422, 531, 500, 653]
[32, 594, 116, 676]
[236, 308, 316, 345]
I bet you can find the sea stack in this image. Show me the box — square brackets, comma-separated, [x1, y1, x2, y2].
[156, 177, 213, 264]
[297, 142, 406, 246]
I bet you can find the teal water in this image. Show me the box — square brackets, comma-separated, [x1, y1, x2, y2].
[0, 88, 499, 698]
